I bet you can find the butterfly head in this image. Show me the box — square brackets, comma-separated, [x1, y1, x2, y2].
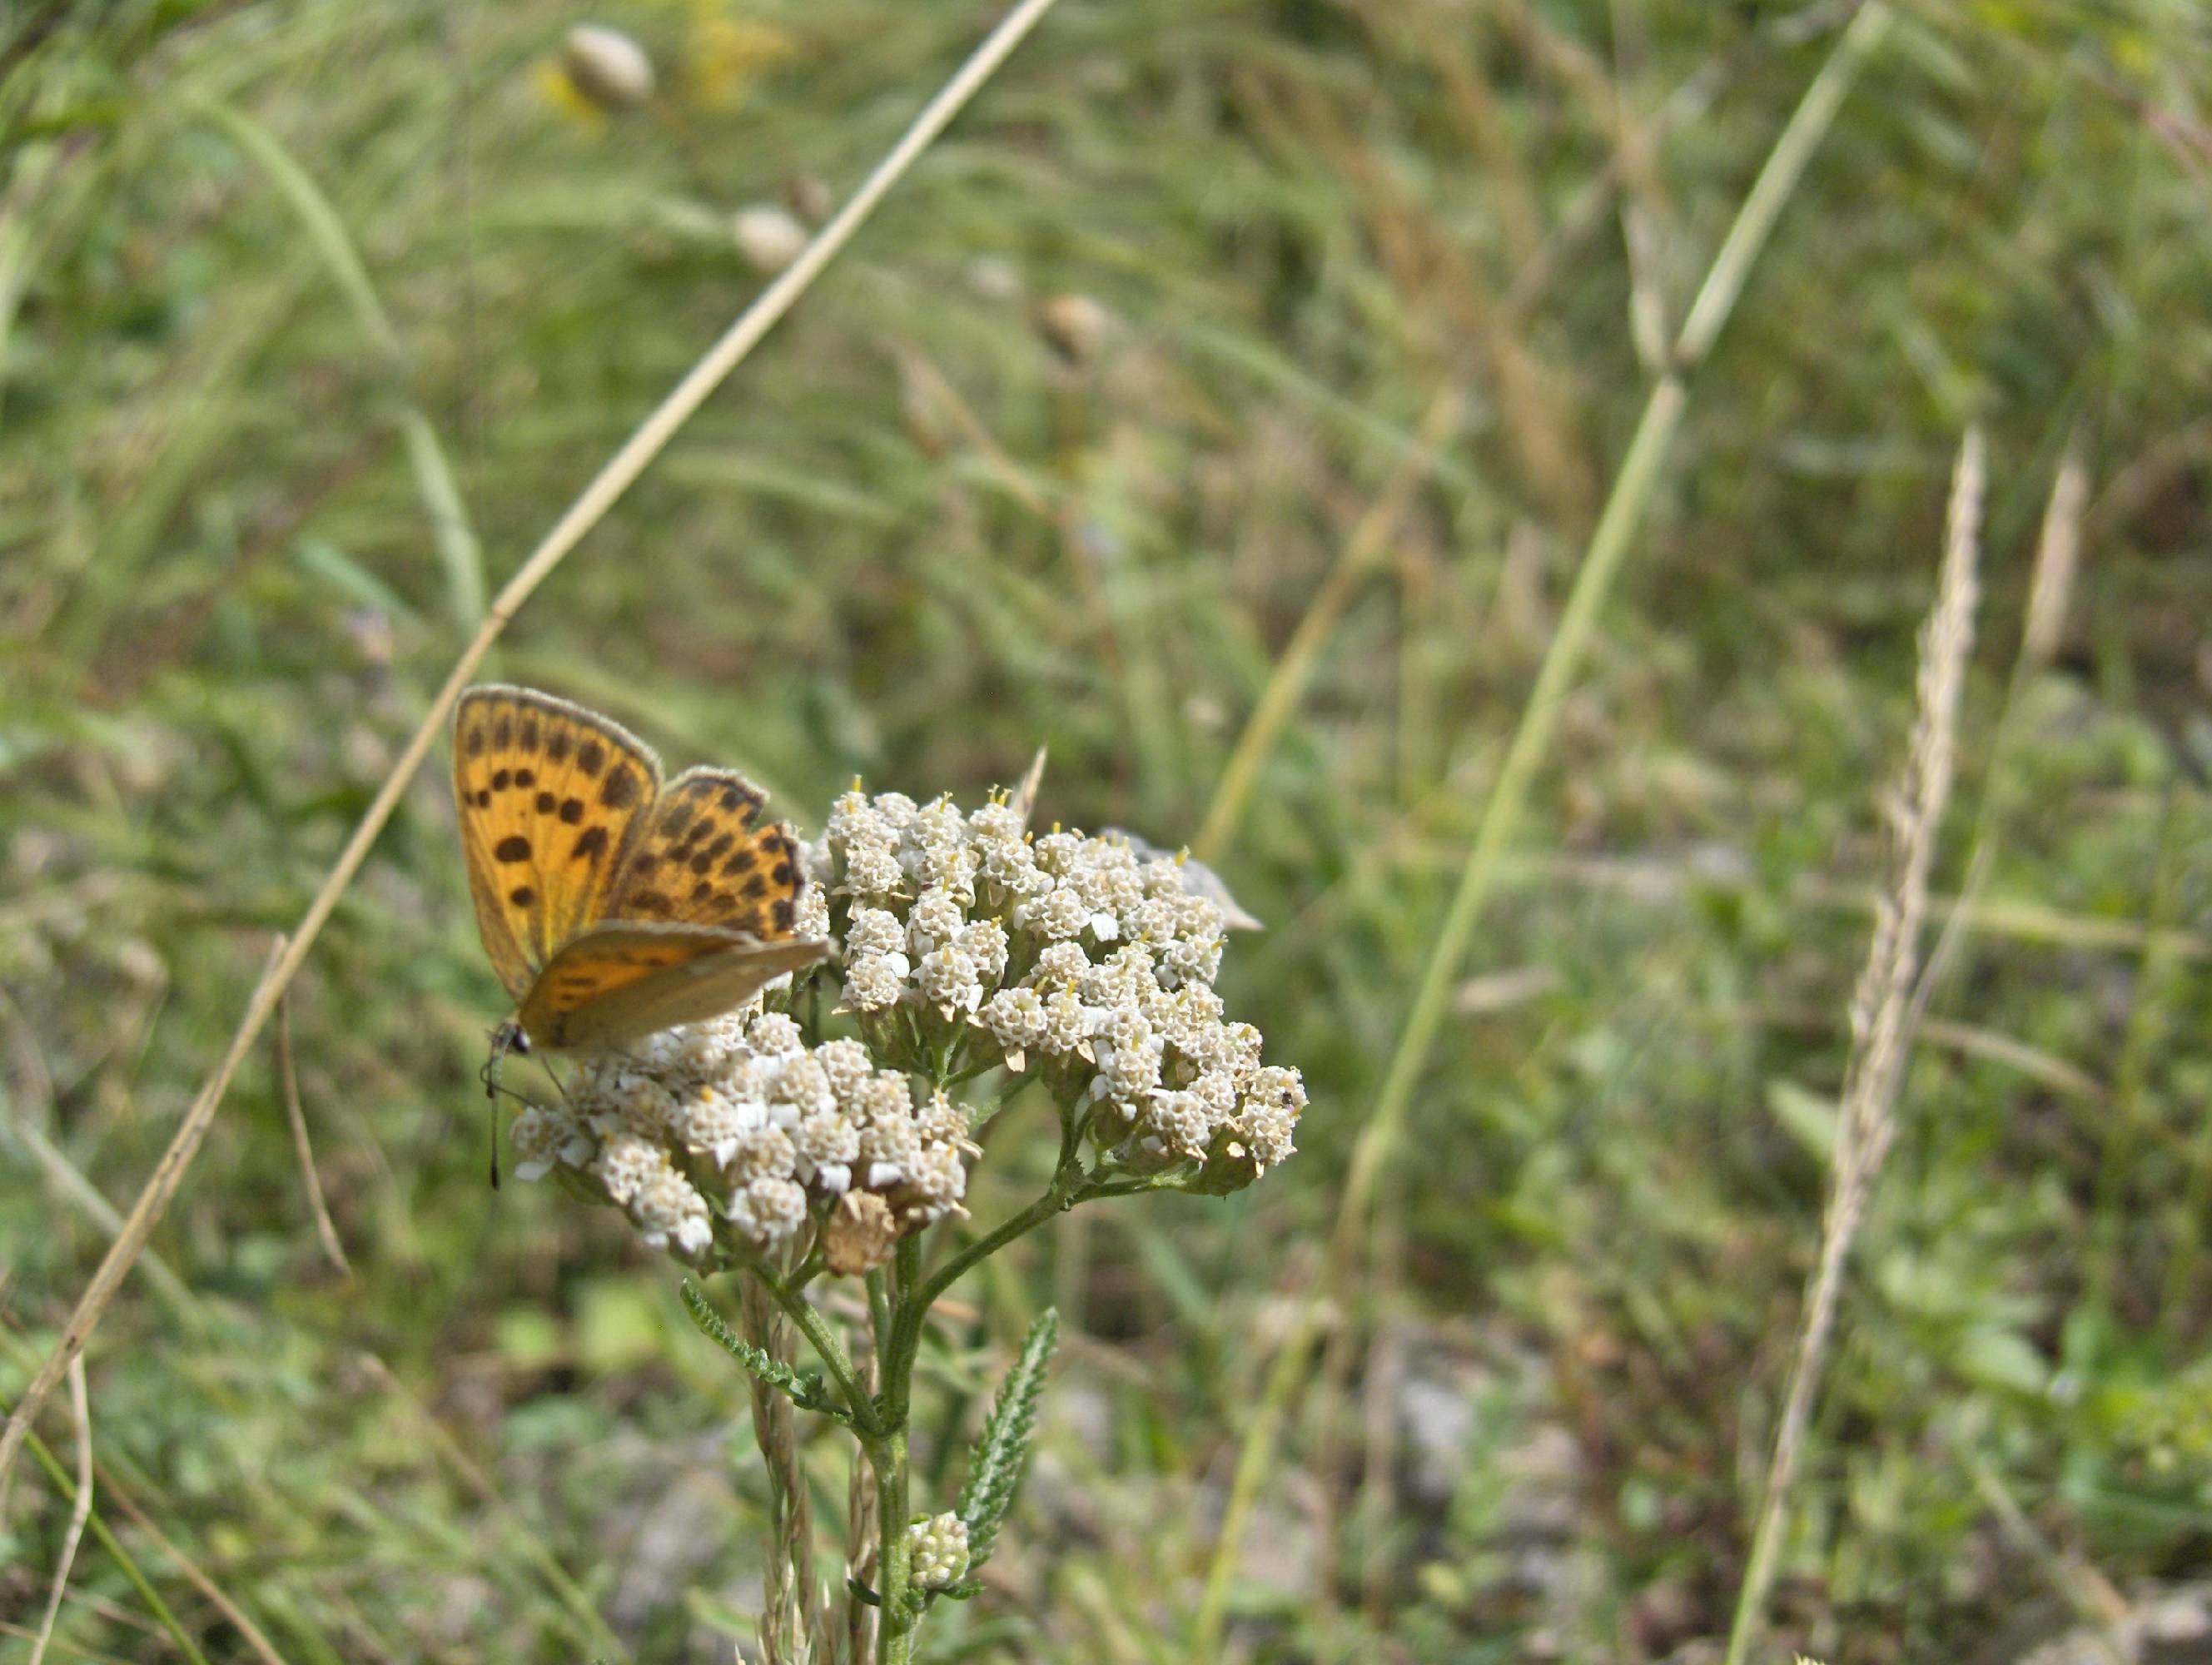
[480, 1018, 530, 1099]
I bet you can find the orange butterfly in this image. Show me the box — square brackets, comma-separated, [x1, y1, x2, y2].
[451, 684, 828, 1056]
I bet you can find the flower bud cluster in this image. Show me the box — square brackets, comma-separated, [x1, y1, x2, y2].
[816, 788, 1306, 1186]
[905, 1513, 971, 1590]
[508, 1008, 978, 1265]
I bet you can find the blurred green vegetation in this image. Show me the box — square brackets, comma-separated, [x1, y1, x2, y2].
[4, 0, 2211, 1659]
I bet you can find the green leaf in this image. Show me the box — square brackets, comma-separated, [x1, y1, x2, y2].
[957, 1306, 1059, 1568]
[678, 1278, 848, 1421]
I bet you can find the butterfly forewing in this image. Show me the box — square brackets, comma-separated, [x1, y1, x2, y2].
[608, 766, 807, 938]
[454, 687, 829, 1053]
[453, 685, 663, 998]
[515, 922, 830, 1050]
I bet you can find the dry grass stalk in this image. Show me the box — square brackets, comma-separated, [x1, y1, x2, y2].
[740, 1272, 818, 1665]
[27, 1356, 90, 1665]
[843, 1354, 882, 1665]
[276, 996, 351, 1279]
[2021, 440, 2088, 673]
[0, 0, 1066, 1503]
[1192, 387, 1459, 861]
[1964, 1449, 2130, 1655]
[1908, 434, 2089, 1026]
[1722, 427, 1985, 1665]
[1355, 1315, 1407, 1621]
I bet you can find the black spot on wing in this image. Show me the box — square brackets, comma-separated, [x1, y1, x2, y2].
[600, 764, 640, 809]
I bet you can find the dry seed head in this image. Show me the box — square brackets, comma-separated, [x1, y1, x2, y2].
[733, 204, 808, 274]
[562, 24, 655, 109]
[823, 1190, 900, 1276]
[1037, 294, 1111, 364]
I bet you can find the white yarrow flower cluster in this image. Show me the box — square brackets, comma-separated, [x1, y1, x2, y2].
[505, 781, 1305, 1266]
[517, 1009, 978, 1265]
[818, 787, 1305, 1188]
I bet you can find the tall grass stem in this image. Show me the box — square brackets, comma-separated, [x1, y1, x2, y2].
[1193, 390, 1458, 862]
[1334, 0, 1896, 1269]
[1194, 7, 1896, 1628]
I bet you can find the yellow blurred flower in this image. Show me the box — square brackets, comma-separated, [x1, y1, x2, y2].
[688, 0, 796, 112]
[534, 59, 609, 132]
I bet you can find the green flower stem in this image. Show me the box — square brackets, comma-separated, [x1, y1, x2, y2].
[1081, 1173, 1195, 1200]
[761, 1269, 881, 1436]
[745, 1100, 1150, 1660]
[870, 1235, 931, 1661]
[788, 1250, 827, 1294]
[862, 1131, 1107, 1661]
[869, 1424, 916, 1663]
[897, 1174, 1078, 1374]
[867, 1266, 893, 1352]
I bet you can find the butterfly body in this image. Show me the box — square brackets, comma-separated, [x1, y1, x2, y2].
[453, 684, 827, 1051]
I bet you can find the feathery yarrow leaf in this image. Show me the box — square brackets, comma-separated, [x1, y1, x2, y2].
[679, 1278, 848, 1420]
[957, 1306, 1059, 1567]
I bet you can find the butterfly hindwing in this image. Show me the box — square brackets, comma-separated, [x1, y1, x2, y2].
[453, 685, 663, 998]
[608, 766, 807, 938]
[515, 922, 830, 1050]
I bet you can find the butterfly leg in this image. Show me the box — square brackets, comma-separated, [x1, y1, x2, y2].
[480, 1021, 529, 1189]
